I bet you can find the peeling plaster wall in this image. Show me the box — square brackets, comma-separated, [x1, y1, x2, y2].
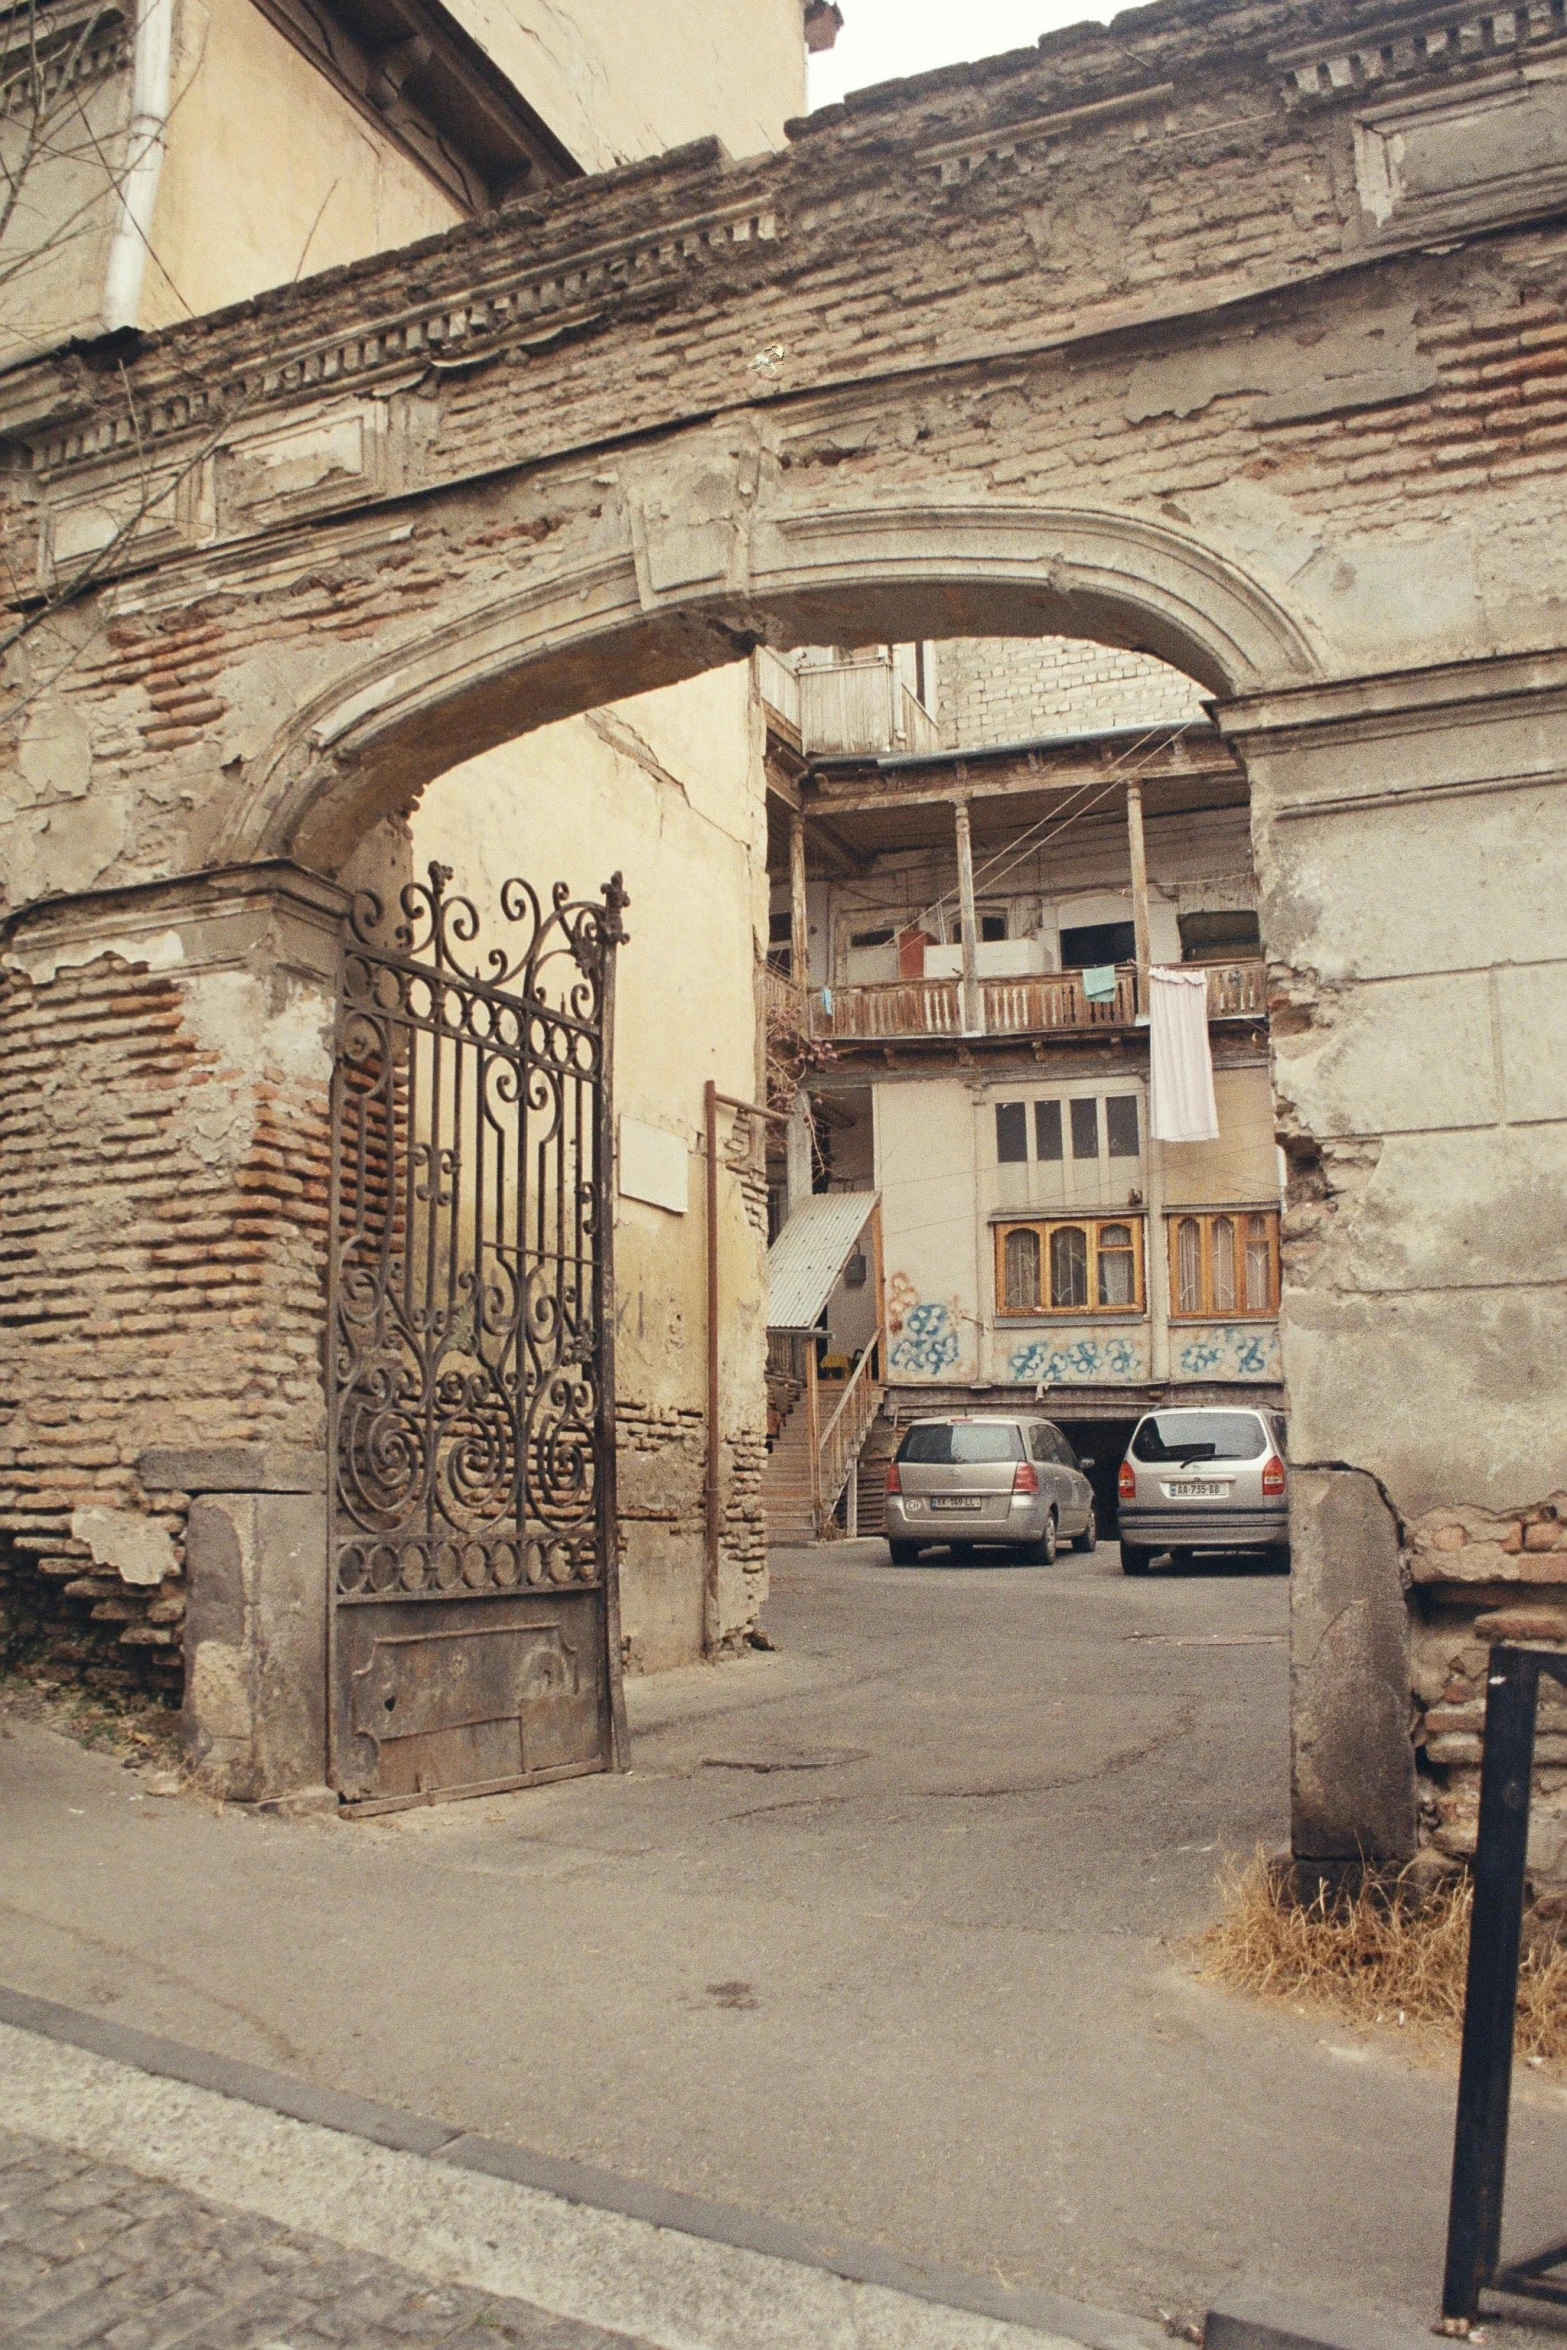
[1234, 673, 1567, 1862]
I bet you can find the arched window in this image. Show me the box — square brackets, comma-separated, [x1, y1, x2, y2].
[995, 1218, 1145, 1315]
[1211, 1215, 1237, 1314]
[1175, 1217, 1203, 1316]
[1049, 1224, 1089, 1309]
[1244, 1213, 1275, 1311]
[1003, 1225, 1041, 1311]
[1097, 1223, 1135, 1307]
[1169, 1210, 1280, 1317]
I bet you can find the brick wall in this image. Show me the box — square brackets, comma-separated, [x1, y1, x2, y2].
[0, 924, 334, 1702]
[1409, 1502, 1567, 1885]
[935, 637, 1208, 747]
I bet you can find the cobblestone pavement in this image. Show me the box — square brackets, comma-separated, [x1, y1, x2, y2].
[0, 2128, 653, 2350]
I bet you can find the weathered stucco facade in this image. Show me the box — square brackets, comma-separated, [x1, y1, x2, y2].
[2, 0, 1565, 1837]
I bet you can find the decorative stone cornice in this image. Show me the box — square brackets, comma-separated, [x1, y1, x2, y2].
[3, 0, 1565, 528]
[1269, 0, 1567, 102]
[9, 182, 782, 477]
[0, 0, 128, 118]
[915, 84, 1176, 184]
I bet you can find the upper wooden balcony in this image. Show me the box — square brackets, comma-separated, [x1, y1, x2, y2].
[764, 959, 1268, 1044]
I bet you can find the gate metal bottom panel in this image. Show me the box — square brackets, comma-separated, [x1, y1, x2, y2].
[336, 1592, 607, 1814]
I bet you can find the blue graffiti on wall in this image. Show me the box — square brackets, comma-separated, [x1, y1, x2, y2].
[889, 1300, 960, 1376]
[1175, 1324, 1281, 1379]
[1006, 1332, 1142, 1383]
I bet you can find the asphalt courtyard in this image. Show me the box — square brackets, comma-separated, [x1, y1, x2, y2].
[2, 1537, 1564, 2335]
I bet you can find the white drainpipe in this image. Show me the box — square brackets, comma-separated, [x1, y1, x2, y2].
[102, 0, 175, 332]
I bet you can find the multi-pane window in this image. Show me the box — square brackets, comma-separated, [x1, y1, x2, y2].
[1169, 1210, 1279, 1318]
[1070, 1098, 1099, 1159]
[1105, 1096, 1140, 1157]
[996, 1102, 1028, 1163]
[994, 1094, 1141, 1165]
[995, 1218, 1145, 1315]
[1034, 1100, 1063, 1161]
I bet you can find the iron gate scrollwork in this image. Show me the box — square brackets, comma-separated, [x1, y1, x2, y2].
[327, 860, 628, 1811]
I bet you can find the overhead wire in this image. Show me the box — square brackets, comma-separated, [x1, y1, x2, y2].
[920, 717, 1199, 940]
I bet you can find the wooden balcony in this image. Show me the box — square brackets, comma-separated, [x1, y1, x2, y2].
[813, 960, 1267, 1042]
[760, 962, 810, 1037]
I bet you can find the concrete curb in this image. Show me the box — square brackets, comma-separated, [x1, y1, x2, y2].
[0, 1983, 1164, 2350]
[1206, 2288, 1439, 2350]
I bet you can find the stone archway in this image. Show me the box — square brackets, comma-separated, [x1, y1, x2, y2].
[231, 490, 1323, 874]
[4, 0, 1565, 1856]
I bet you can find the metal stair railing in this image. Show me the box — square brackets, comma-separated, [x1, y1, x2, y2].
[814, 1329, 885, 1538]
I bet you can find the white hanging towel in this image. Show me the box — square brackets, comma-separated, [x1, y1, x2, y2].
[1148, 966, 1219, 1142]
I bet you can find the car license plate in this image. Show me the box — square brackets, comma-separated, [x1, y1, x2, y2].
[930, 1496, 983, 1512]
[1167, 1479, 1225, 1499]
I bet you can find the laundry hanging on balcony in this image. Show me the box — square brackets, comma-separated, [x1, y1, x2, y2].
[1080, 963, 1119, 1003]
[1148, 966, 1219, 1142]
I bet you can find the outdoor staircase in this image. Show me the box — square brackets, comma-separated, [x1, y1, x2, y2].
[763, 1388, 896, 1546]
[761, 1394, 820, 1542]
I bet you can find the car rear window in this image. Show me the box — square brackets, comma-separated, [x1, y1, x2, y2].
[898, 1422, 1024, 1464]
[1131, 1411, 1267, 1463]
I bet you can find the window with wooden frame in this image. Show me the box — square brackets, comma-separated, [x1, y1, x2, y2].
[994, 1218, 1145, 1316]
[1168, 1210, 1280, 1318]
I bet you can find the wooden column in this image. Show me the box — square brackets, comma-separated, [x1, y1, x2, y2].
[953, 796, 983, 1036]
[1126, 778, 1152, 1014]
[789, 808, 809, 993]
[1126, 782, 1169, 1377]
[805, 1341, 823, 1537]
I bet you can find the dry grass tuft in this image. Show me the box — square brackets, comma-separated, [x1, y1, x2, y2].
[0, 1666, 180, 1770]
[1196, 1851, 1567, 2070]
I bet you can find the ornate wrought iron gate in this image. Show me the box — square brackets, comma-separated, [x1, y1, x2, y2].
[327, 861, 627, 1812]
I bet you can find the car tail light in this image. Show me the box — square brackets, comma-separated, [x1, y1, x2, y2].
[885, 1461, 902, 1495]
[1118, 1460, 1136, 1501]
[1262, 1455, 1286, 1498]
[1012, 1461, 1039, 1495]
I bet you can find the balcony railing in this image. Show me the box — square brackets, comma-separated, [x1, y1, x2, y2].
[796, 656, 940, 757]
[761, 962, 810, 1037]
[756, 646, 801, 734]
[813, 959, 1266, 1042]
[1201, 960, 1269, 1019]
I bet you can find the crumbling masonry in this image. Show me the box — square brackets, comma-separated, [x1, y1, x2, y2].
[1, 0, 1564, 1833]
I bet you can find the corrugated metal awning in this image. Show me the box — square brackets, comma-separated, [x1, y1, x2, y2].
[767, 1192, 878, 1333]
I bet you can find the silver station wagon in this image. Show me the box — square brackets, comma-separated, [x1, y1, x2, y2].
[884, 1415, 1098, 1566]
[1116, 1406, 1289, 1575]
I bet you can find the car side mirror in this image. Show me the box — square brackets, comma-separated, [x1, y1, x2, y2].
[1077, 1455, 1095, 1469]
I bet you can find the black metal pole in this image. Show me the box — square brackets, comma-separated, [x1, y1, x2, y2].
[1441, 1643, 1540, 2325]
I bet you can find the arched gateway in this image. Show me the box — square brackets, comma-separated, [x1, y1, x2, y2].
[3, 0, 1565, 1855]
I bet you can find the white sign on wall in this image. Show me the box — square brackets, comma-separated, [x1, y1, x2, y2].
[618, 1115, 689, 1215]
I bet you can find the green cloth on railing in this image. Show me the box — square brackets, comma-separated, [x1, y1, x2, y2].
[1081, 964, 1118, 1002]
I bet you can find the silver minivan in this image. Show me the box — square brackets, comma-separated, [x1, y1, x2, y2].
[885, 1416, 1098, 1565]
[1116, 1406, 1289, 1575]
